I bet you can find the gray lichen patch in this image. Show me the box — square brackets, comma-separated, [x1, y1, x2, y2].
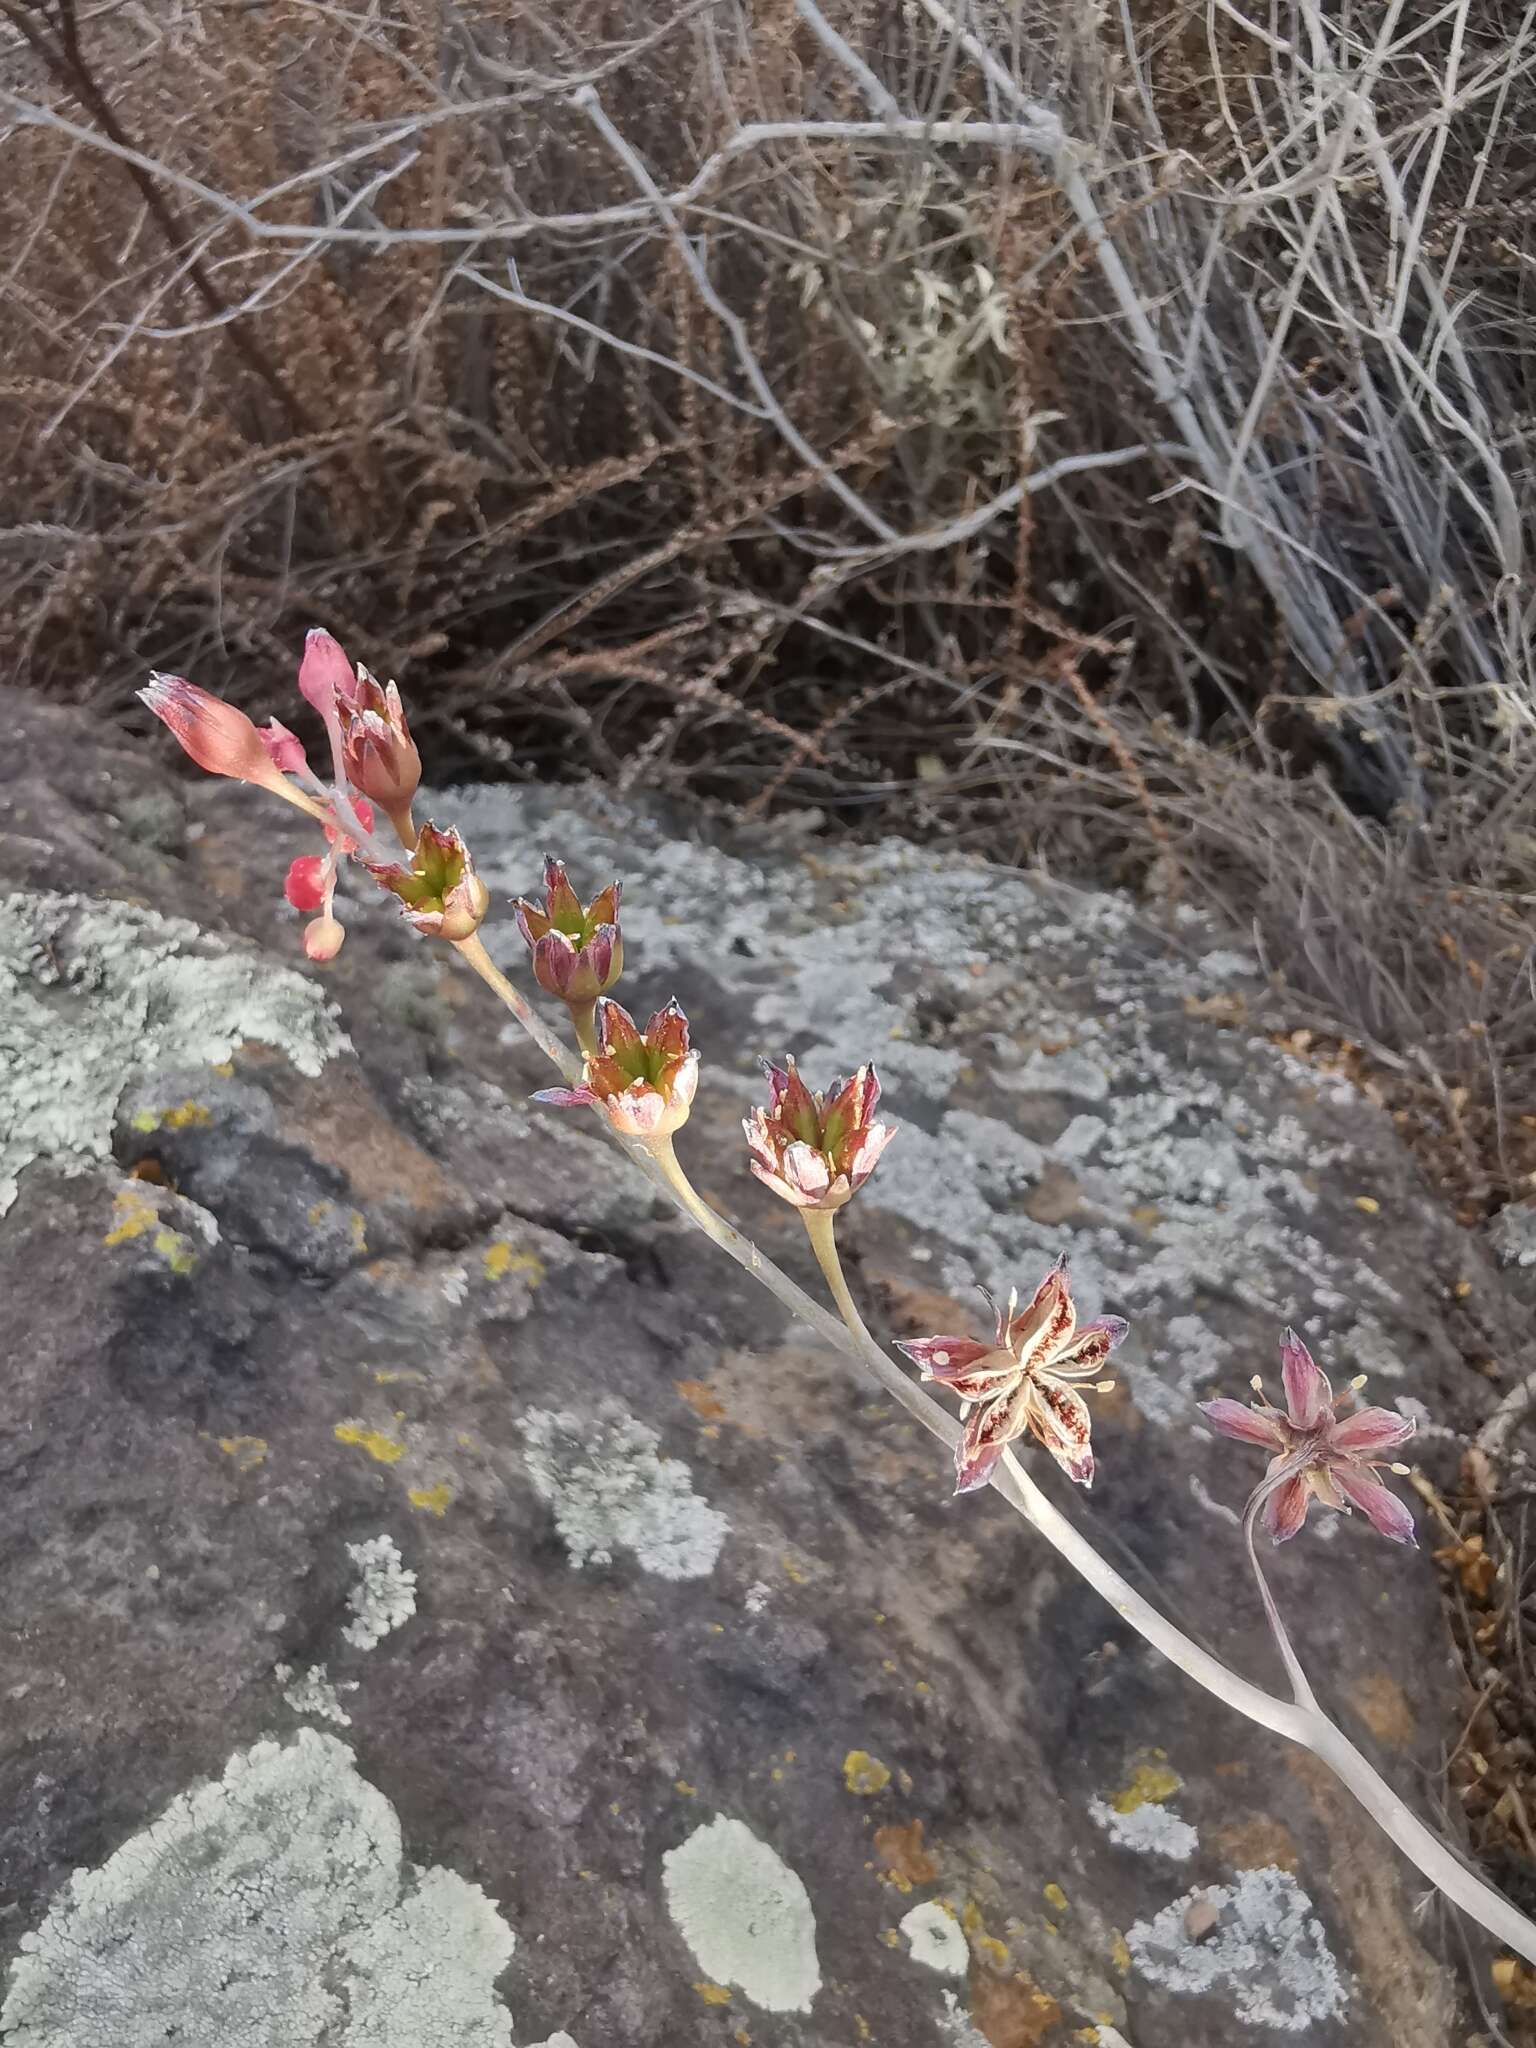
[1126, 1865, 1347, 2032]
[661, 1814, 820, 2013]
[0, 890, 347, 1216]
[0, 1731, 515, 2047]
[341, 1535, 417, 1651]
[517, 1399, 728, 1581]
[278, 1662, 354, 1727]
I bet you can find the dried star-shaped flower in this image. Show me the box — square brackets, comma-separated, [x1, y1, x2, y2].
[898, 1257, 1128, 1494]
[513, 856, 623, 1004]
[366, 822, 490, 942]
[1200, 1328, 1417, 1545]
[744, 1057, 895, 1212]
[535, 997, 699, 1140]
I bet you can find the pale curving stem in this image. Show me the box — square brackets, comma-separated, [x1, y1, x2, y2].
[459, 959, 1536, 1965]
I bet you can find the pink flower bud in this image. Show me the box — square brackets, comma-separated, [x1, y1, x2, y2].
[340, 678, 420, 841]
[298, 628, 360, 719]
[513, 856, 623, 1005]
[366, 823, 489, 942]
[139, 674, 295, 799]
[284, 856, 328, 913]
[535, 997, 698, 1140]
[744, 1057, 895, 1211]
[303, 915, 346, 961]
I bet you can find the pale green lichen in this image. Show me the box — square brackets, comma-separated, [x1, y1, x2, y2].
[1126, 1865, 1346, 2031]
[899, 1902, 967, 1977]
[0, 891, 347, 1215]
[0, 1731, 514, 2046]
[341, 1535, 416, 1651]
[277, 1662, 354, 1728]
[662, 1814, 820, 2014]
[518, 1400, 728, 1581]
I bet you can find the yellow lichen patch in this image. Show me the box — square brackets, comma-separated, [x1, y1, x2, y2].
[1110, 1754, 1181, 1814]
[843, 1750, 892, 1797]
[374, 1369, 427, 1387]
[334, 1422, 406, 1465]
[1042, 1883, 1068, 1915]
[103, 1189, 197, 1274]
[694, 1982, 732, 2006]
[104, 1187, 160, 1246]
[217, 1436, 268, 1473]
[880, 1928, 902, 1950]
[483, 1241, 545, 1285]
[781, 1553, 810, 1585]
[131, 1099, 213, 1134]
[1109, 1933, 1132, 1975]
[348, 1210, 368, 1254]
[408, 1483, 453, 1517]
[961, 1902, 1012, 1972]
[152, 1226, 198, 1276]
[1354, 1194, 1381, 1214]
[675, 1780, 697, 1797]
[855, 2017, 872, 2041]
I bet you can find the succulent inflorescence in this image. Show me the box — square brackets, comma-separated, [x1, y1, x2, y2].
[141, 628, 1417, 1540]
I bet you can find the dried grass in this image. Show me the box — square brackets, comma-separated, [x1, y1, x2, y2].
[2, 0, 1533, 1212]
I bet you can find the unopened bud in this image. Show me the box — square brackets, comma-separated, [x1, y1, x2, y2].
[303, 915, 345, 961]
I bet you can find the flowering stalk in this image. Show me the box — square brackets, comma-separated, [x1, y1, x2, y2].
[136, 639, 1536, 1966]
[495, 987, 1536, 1963]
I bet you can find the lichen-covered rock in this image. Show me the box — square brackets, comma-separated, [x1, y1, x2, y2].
[0, 690, 1518, 2046]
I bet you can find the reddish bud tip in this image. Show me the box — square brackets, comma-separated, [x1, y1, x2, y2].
[140, 674, 291, 797]
[298, 628, 358, 718]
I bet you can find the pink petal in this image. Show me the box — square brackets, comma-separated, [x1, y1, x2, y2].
[748, 1160, 811, 1207]
[847, 1121, 896, 1187]
[532, 1085, 599, 1110]
[607, 1083, 668, 1137]
[1054, 1315, 1129, 1376]
[1031, 1380, 1095, 1488]
[954, 1397, 1020, 1494]
[1329, 1406, 1415, 1456]
[896, 1336, 991, 1381]
[1333, 1466, 1417, 1545]
[1263, 1472, 1312, 1543]
[781, 1141, 832, 1200]
[261, 717, 309, 775]
[1008, 1257, 1076, 1366]
[1280, 1328, 1332, 1430]
[953, 1436, 1005, 1495]
[1199, 1398, 1288, 1450]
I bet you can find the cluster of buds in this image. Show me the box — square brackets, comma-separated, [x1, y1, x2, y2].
[744, 1058, 895, 1212]
[514, 857, 622, 1028]
[141, 631, 488, 961]
[536, 998, 698, 1139]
